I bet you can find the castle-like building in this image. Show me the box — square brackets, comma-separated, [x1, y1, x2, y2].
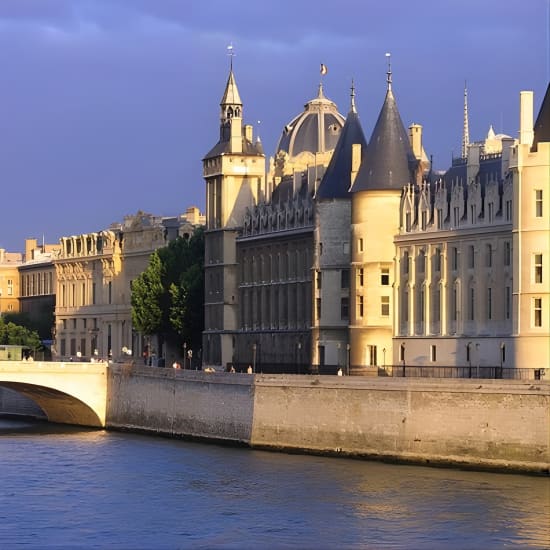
[202, 62, 549, 374]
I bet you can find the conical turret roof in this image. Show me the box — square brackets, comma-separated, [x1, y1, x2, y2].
[316, 97, 367, 199]
[351, 85, 415, 192]
[532, 82, 550, 152]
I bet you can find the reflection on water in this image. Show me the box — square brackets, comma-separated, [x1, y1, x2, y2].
[0, 418, 549, 549]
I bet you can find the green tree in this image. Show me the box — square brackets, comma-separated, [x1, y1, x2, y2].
[131, 228, 204, 350]
[0, 317, 41, 350]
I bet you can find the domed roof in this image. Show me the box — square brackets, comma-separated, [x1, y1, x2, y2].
[276, 84, 345, 158]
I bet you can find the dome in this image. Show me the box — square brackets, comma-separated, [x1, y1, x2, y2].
[276, 84, 345, 158]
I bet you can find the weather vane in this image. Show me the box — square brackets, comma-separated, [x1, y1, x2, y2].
[227, 42, 235, 70]
[385, 52, 392, 90]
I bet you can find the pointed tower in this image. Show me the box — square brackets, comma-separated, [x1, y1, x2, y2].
[348, 57, 417, 374]
[462, 83, 470, 158]
[312, 81, 367, 371]
[202, 63, 265, 368]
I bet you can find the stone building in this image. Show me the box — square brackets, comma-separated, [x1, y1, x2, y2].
[53, 208, 204, 363]
[203, 62, 550, 373]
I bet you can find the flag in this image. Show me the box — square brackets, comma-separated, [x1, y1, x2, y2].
[320, 63, 328, 75]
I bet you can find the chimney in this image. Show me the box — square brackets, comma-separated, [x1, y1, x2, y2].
[244, 124, 253, 142]
[25, 238, 38, 261]
[409, 124, 423, 160]
[519, 91, 534, 146]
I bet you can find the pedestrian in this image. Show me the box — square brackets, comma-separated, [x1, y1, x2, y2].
[337, 368, 343, 376]
[230, 366, 236, 373]
[247, 365, 253, 374]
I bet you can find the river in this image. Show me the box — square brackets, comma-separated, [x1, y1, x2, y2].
[0, 418, 549, 549]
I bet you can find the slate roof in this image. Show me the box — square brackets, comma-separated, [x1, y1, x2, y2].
[316, 108, 367, 199]
[351, 87, 416, 192]
[532, 82, 550, 152]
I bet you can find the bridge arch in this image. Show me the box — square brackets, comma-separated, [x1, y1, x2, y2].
[0, 362, 108, 427]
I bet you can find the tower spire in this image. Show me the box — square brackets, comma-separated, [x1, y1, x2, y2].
[462, 81, 470, 158]
[385, 52, 392, 91]
[350, 79, 356, 113]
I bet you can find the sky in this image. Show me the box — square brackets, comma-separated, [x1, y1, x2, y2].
[0, 0, 548, 253]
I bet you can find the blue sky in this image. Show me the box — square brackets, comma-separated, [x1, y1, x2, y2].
[0, 0, 548, 252]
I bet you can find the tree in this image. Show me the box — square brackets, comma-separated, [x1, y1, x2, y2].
[0, 317, 41, 350]
[131, 228, 204, 351]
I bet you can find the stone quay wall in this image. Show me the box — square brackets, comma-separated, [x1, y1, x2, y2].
[105, 366, 550, 474]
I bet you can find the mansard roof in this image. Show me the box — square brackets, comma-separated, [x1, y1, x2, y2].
[351, 87, 416, 192]
[316, 108, 367, 199]
[203, 137, 263, 160]
[532, 81, 550, 152]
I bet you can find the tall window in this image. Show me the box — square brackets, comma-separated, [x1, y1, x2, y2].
[505, 286, 511, 319]
[421, 210, 427, 231]
[437, 208, 443, 230]
[534, 298, 542, 327]
[316, 271, 322, 290]
[488, 202, 494, 223]
[405, 212, 411, 232]
[403, 251, 409, 275]
[487, 288, 492, 320]
[368, 345, 377, 366]
[468, 287, 475, 321]
[453, 207, 460, 227]
[341, 269, 350, 289]
[468, 245, 475, 269]
[381, 268, 390, 285]
[535, 189, 543, 217]
[504, 242, 511, 266]
[452, 287, 458, 321]
[7, 279, 13, 296]
[485, 244, 492, 267]
[358, 296, 364, 318]
[316, 298, 321, 320]
[381, 296, 390, 317]
[452, 247, 459, 270]
[358, 268, 364, 287]
[430, 345, 437, 362]
[505, 200, 512, 221]
[434, 248, 441, 272]
[418, 251, 426, 273]
[534, 254, 543, 283]
[340, 297, 349, 320]
[358, 238, 363, 252]
[108, 281, 112, 304]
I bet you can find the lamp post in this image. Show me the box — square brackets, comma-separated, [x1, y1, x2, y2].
[183, 342, 187, 369]
[382, 347, 386, 368]
[252, 343, 257, 374]
[475, 343, 480, 379]
[297, 341, 302, 374]
[346, 343, 350, 376]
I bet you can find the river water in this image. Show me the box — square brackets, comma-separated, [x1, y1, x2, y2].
[0, 418, 548, 549]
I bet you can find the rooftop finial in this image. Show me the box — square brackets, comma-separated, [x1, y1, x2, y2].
[462, 80, 470, 158]
[227, 42, 235, 71]
[385, 52, 392, 91]
[350, 78, 357, 113]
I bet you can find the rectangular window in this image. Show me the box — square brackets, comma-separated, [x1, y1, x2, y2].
[340, 269, 350, 289]
[486, 245, 492, 268]
[487, 288, 492, 320]
[319, 242, 323, 255]
[316, 298, 321, 320]
[7, 279, 13, 296]
[535, 254, 543, 283]
[437, 208, 443, 230]
[452, 288, 458, 321]
[381, 268, 390, 286]
[108, 281, 112, 304]
[505, 286, 511, 320]
[488, 202, 494, 224]
[340, 297, 349, 320]
[73, 318, 77, 329]
[504, 242, 511, 266]
[468, 288, 475, 321]
[452, 247, 459, 270]
[358, 268, 364, 287]
[506, 200, 512, 221]
[535, 189, 543, 217]
[421, 210, 427, 231]
[358, 295, 364, 318]
[419, 252, 426, 273]
[81, 282, 86, 306]
[434, 248, 441, 272]
[470, 204, 476, 224]
[405, 212, 411, 232]
[316, 271, 322, 290]
[430, 345, 437, 362]
[534, 298, 542, 327]
[453, 207, 460, 227]
[381, 296, 390, 316]
[368, 345, 377, 366]
[403, 252, 409, 275]
[433, 288, 441, 323]
[358, 238, 363, 252]
[468, 245, 475, 269]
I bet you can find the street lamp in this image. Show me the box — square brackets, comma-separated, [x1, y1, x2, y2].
[475, 343, 480, 379]
[183, 342, 187, 369]
[346, 343, 350, 376]
[382, 347, 386, 368]
[252, 343, 257, 374]
[297, 341, 302, 374]
[467, 342, 472, 378]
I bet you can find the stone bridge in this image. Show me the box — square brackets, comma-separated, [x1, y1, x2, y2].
[0, 361, 108, 427]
